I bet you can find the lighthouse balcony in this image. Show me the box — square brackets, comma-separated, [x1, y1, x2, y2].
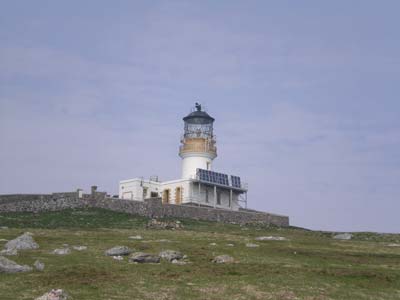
[179, 138, 217, 155]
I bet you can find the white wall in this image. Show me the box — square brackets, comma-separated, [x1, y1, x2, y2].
[181, 155, 213, 179]
[119, 179, 161, 200]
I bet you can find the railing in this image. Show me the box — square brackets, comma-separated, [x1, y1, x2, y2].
[179, 140, 217, 155]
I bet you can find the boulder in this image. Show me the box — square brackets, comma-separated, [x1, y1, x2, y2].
[388, 243, 400, 247]
[129, 235, 143, 240]
[0, 248, 18, 256]
[146, 219, 184, 230]
[209, 243, 217, 246]
[35, 289, 68, 300]
[72, 246, 87, 251]
[171, 259, 187, 265]
[4, 232, 39, 250]
[212, 255, 234, 264]
[255, 236, 287, 241]
[129, 252, 160, 263]
[159, 250, 183, 262]
[333, 233, 353, 240]
[226, 244, 234, 247]
[34, 260, 45, 271]
[0, 256, 32, 273]
[105, 246, 132, 256]
[52, 248, 70, 255]
[112, 256, 124, 261]
[246, 243, 260, 248]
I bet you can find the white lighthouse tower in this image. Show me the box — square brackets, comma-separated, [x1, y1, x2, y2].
[179, 103, 217, 179]
[119, 102, 247, 210]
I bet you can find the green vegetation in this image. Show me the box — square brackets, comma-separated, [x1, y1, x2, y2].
[0, 209, 399, 299]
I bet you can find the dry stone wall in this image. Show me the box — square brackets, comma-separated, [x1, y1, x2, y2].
[0, 192, 289, 226]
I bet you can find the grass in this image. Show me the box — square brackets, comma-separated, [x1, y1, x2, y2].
[0, 208, 399, 299]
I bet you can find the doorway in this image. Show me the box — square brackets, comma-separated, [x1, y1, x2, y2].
[175, 187, 182, 204]
[162, 189, 170, 204]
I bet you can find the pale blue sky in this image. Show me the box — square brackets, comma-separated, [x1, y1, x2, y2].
[1, 1, 399, 232]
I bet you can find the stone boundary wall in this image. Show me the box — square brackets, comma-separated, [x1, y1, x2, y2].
[0, 192, 289, 226]
[0, 193, 87, 212]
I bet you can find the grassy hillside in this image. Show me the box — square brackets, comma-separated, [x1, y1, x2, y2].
[0, 208, 399, 299]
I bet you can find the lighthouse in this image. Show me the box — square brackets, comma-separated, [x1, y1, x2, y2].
[119, 103, 248, 210]
[179, 103, 217, 179]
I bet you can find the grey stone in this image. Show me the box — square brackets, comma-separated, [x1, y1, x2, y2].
[105, 246, 132, 256]
[0, 248, 18, 256]
[226, 243, 234, 247]
[0, 256, 32, 273]
[52, 248, 70, 255]
[128, 235, 143, 240]
[212, 255, 234, 264]
[159, 250, 184, 262]
[129, 252, 160, 263]
[255, 236, 287, 241]
[246, 243, 259, 248]
[333, 233, 353, 240]
[112, 256, 124, 261]
[209, 242, 217, 246]
[388, 243, 400, 247]
[0, 226, 8, 230]
[35, 289, 68, 300]
[72, 245, 87, 251]
[4, 232, 39, 250]
[0, 238, 8, 242]
[34, 260, 45, 271]
[171, 259, 187, 265]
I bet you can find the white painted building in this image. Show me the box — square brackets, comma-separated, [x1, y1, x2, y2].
[119, 103, 248, 210]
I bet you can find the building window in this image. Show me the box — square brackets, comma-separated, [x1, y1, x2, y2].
[217, 190, 221, 205]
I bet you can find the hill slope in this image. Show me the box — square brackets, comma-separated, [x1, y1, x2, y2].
[0, 208, 399, 299]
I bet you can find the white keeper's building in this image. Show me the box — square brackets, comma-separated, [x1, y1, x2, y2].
[119, 103, 248, 210]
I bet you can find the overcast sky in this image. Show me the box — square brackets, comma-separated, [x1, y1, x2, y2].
[1, 1, 399, 233]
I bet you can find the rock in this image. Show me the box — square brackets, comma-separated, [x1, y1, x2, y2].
[0, 226, 8, 230]
[129, 252, 160, 263]
[105, 246, 132, 256]
[209, 243, 217, 246]
[129, 235, 143, 240]
[171, 259, 187, 265]
[72, 246, 87, 251]
[0, 248, 18, 256]
[212, 255, 234, 264]
[4, 232, 39, 250]
[112, 256, 124, 261]
[159, 250, 184, 262]
[52, 248, 70, 255]
[0, 256, 32, 273]
[388, 243, 400, 247]
[246, 243, 259, 248]
[146, 219, 184, 230]
[35, 289, 68, 300]
[34, 260, 45, 271]
[333, 233, 353, 240]
[226, 243, 234, 247]
[0, 239, 8, 242]
[157, 239, 172, 243]
[255, 236, 287, 241]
